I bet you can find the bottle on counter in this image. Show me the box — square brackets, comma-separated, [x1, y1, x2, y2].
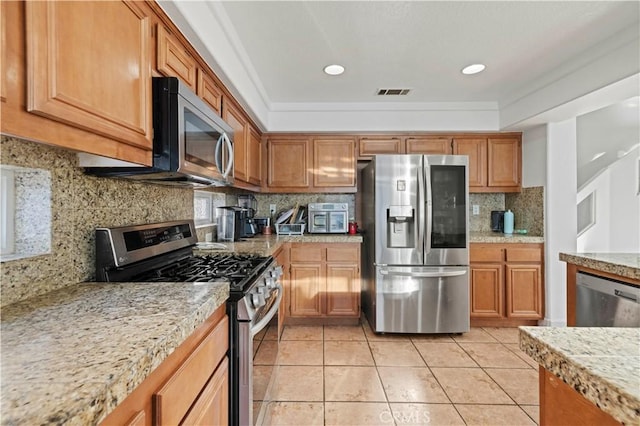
[503, 210, 514, 234]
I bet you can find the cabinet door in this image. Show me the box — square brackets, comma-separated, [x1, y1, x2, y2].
[405, 137, 452, 154]
[247, 126, 262, 186]
[156, 24, 197, 90]
[488, 138, 520, 189]
[506, 264, 542, 319]
[358, 136, 404, 157]
[452, 138, 487, 187]
[470, 264, 504, 317]
[197, 69, 222, 115]
[0, 1, 6, 103]
[26, 1, 152, 149]
[326, 263, 360, 317]
[289, 264, 323, 317]
[313, 137, 356, 188]
[181, 357, 229, 426]
[222, 100, 248, 183]
[266, 138, 310, 188]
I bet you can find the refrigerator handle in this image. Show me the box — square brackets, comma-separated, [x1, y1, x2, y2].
[379, 269, 467, 278]
[425, 162, 433, 255]
[417, 162, 425, 258]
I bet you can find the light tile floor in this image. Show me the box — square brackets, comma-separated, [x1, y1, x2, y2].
[255, 322, 539, 426]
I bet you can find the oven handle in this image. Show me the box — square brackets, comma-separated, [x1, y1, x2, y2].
[250, 283, 283, 337]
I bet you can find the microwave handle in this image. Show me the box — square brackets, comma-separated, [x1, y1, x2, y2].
[215, 133, 234, 178]
[222, 133, 234, 178]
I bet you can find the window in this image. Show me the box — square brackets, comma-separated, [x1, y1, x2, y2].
[1, 168, 16, 256]
[194, 190, 216, 227]
[577, 191, 596, 236]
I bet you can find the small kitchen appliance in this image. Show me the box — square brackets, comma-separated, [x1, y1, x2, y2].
[94, 220, 283, 426]
[491, 210, 505, 232]
[307, 203, 348, 233]
[217, 206, 257, 241]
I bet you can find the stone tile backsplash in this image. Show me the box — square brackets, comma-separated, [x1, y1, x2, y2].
[506, 186, 544, 237]
[0, 136, 196, 306]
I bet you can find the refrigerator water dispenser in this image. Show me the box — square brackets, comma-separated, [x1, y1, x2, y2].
[387, 205, 414, 248]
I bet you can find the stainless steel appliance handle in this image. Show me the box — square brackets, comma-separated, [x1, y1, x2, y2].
[215, 133, 224, 174]
[379, 269, 467, 278]
[417, 161, 425, 258]
[615, 289, 638, 302]
[250, 283, 283, 337]
[222, 132, 234, 178]
[425, 161, 433, 255]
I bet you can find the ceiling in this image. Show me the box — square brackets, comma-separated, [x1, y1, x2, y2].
[161, 1, 640, 130]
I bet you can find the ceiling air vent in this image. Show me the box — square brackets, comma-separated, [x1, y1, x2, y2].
[376, 88, 411, 96]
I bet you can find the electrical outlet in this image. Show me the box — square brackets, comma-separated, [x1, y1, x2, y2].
[472, 204, 480, 215]
[269, 204, 277, 215]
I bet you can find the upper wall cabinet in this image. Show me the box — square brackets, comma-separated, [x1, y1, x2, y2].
[405, 136, 452, 155]
[156, 24, 197, 91]
[358, 136, 404, 157]
[222, 98, 261, 188]
[265, 135, 357, 193]
[25, 1, 152, 153]
[453, 135, 521, 192]
[358, 135, 454, 157]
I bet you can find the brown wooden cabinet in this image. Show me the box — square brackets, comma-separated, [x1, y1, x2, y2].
[405, 136, 452, 154]
[21, 1, 152, 158]
[265, 135, 356, 192]
[358, 136, 404, 158]
[197, 69, 222, 115]
[222, 98, 262, 188]
[470, 243, 543, 326]
[100, 306, 228, 426]
[287, 243, 361, 321]
[453, 136, 521, 192]
[156, 24, 197, 90]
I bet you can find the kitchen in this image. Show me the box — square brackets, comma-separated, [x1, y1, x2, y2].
[1, 1, 639, 425]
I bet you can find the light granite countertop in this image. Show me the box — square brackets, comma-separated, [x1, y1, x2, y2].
[560, 252, 640, 282]
[193, 233, 364, 257]
[470, 231, 544, 244]
[0, 281, 229, 425]
[519, 327, 640, 425]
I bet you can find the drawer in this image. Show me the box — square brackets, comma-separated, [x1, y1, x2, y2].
[154, 315, 229, 425]
[290, 245, 323, 262]
[326, 245, 360, 263]
[506, 247, 542, 262]
[470, 245, 504, 262]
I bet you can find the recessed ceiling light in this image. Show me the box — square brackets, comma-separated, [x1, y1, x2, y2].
[324, 64, 345, 76]
[461, 64, 486, 75]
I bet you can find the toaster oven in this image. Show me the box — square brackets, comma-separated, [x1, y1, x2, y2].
[308, 203, 348, 234]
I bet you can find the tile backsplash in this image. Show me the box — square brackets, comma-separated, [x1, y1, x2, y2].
[469, 187, 544, 236]
[0, 136, 195, 306]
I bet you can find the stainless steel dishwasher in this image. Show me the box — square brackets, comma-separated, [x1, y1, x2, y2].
[576, 271, 640, 327]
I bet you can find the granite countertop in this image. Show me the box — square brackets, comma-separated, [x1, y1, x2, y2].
[560, 252, 640, 282]
[193, 233, 364, 257]
[519, 327, 640, 425]
[470, 231, 544, 244]
[0, 281, 229, 425]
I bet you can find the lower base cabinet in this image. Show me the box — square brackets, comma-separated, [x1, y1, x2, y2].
[539, 367, 620, 426]
[287, 243, 361, 320]
[470, 243, 544, 326]
[100, 305, 228, 426]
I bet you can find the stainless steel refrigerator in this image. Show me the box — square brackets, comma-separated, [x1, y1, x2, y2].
[361, 155, 470, 334]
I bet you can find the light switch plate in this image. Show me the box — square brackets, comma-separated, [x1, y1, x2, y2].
[472, 205, 480, 215]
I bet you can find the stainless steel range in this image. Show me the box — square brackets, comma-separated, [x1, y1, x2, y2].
[94, 220, 282, 426]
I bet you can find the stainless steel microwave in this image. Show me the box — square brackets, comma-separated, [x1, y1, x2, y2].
[80, 77, 234, 187]
[308, 203, 348, 233]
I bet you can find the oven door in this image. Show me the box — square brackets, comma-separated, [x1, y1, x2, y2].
[310, 212, 328, 233]
[238, 283, 282, 426]
[329, 211, 347, 233]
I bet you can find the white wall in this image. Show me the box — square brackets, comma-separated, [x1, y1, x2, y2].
[579, 148, 640, 252]
[544, 119, 578, 327]
[521, 125, 547, 188]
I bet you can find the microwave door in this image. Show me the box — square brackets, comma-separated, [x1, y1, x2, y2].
[177, 95, 226, 182]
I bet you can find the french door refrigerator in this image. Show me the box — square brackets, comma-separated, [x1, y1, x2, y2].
[361, 155, 470, 333]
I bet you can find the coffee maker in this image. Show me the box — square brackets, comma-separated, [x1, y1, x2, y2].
[216, 206, 257, 241]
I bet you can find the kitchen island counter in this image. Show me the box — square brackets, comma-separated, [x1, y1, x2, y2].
[560, 252, 640, 282]
[194, 233, 363, 257]
[519, 326, 640, 425]
[0, 281, 228, 425]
